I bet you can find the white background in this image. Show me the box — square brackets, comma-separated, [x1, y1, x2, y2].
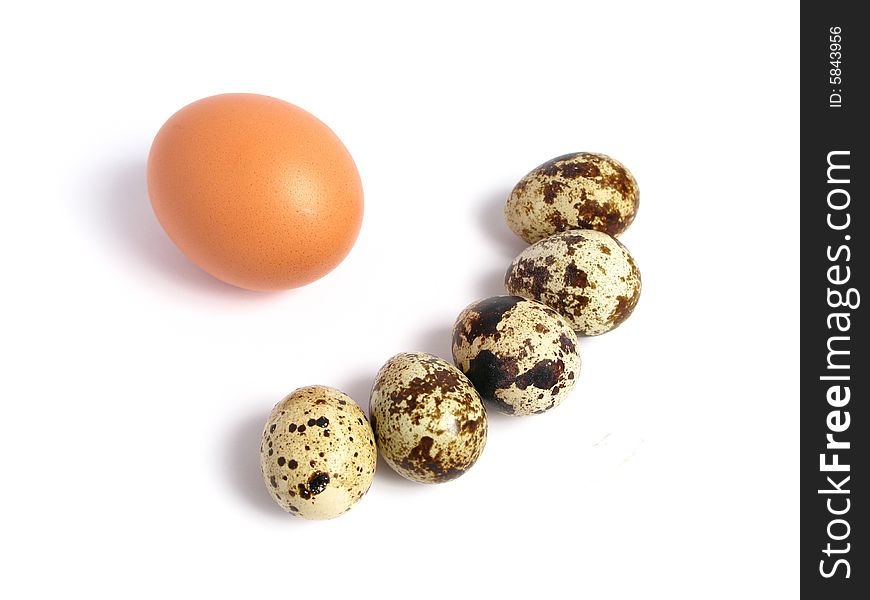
[1, 1, 799, 598]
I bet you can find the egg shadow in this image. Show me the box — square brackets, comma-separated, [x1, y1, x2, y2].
[338, 372, 375, 417]
[474, 188, 526, 298]
[99, 159, 261, 298]
[476, 187, 527, 259]
[476, 266, 510, 299]
[409, 323, 454, 362]
[223, 408, 291, 520]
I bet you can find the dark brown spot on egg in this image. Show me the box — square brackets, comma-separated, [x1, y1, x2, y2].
[538, 158, 562, 178]
[462, 419, 480, 433]
[547, 211, 570, 232]
[559, 231, 587, 245]
[398, 436, 466, 482]
[385, 361, 467, 418]
[561, 159, 601, 179]
[297, 483, 311, 500]
[563, 263, 589, 288]
[443, 466, 467, 480]
[608, 287, 641, 329]
[400, 436, 437, 474]
[308, 471, 330, 495]
[277, 457, 286, 466]
[464, 350, 518, 414]
[572, 196, 626, 236]
[559, 334, 576, 354]
[601, 166, 635, 201]
[506, 258, 551, 299]
[451, 323, 465, 355]
[288, 459, 298, 469]
[541, 180, 563, 204]
[316, 416, 329, 427]
[515, 359, 564, 391]
[459, 295, 523, 344]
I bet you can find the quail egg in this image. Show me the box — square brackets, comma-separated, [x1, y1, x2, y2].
[505, 152, 639, 243]
[452, 296, 580, 415]
[505, 230, 641, 336]
[260, 386, 377, 519]
[369, 352, 487, 484]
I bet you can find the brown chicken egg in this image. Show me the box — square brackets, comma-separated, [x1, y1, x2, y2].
[147, 93, 363, 291]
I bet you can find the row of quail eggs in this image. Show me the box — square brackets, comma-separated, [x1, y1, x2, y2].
[260, 152, 642, 519]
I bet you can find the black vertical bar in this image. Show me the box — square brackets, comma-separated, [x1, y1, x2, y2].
[801, 2, 867, 597]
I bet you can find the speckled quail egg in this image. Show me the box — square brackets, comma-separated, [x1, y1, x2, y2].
[505, 230, 641, 336]
[452, 296, 580, 416]
[369, 352, 487, 484]
[260, 386, 377, 519]
[505, 152, 639, 243]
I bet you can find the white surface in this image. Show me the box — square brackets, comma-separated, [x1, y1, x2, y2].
[1, 1, 799, 598]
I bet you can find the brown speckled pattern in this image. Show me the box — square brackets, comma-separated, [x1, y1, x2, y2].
[260, 386, 377, 520]
[369, 352, 487, 484]
[505, 230, 641, 336]
[505, 152, 639, 243]
[452, 296, 580, 416]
